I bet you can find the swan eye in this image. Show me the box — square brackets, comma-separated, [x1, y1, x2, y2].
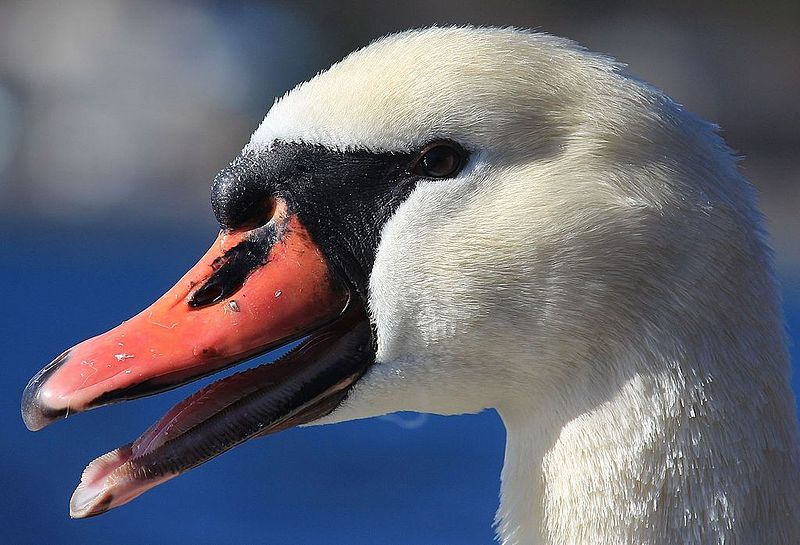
[413, 141, 465, 178]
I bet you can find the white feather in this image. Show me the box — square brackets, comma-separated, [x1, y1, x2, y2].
[252, 26, 800, 545]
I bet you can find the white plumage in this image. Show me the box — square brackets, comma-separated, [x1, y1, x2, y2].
[251, 26, 799, 544]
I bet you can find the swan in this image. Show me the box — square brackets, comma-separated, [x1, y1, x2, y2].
[22, 27, 800, 544]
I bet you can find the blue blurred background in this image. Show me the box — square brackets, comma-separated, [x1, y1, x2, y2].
[1, 1, 798, 544]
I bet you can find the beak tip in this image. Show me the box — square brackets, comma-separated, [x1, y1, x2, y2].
[69, 487, 108, 519]
[21, 410, 44, 432]
[21, 350, 72, 431]
[21, 385, 67, 431]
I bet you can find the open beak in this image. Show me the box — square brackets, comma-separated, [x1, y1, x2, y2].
[21, 199, 374, 518]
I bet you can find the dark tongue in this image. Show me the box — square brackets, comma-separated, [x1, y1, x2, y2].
[69, 303, 373, 518]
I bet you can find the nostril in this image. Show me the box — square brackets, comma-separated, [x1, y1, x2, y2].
[187, 235, 267, 309]
[188, 277, 228, 308]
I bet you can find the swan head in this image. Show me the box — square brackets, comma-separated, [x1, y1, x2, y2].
[259, 26, 753, 421]
[21, 26, 772, 526]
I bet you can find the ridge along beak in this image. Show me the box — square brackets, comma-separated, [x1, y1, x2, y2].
[21, 198, 375, 517]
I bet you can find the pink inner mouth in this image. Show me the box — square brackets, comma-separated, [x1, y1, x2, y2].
[67, 302, 373, 519]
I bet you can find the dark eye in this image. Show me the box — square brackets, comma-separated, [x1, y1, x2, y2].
[413, 141, 466, 178]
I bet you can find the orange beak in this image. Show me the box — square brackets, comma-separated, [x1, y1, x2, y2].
[21, 199, 374, 517]
[23, 202, 348, 429]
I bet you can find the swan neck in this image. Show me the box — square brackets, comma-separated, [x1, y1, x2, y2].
[495, 335, 800, 545]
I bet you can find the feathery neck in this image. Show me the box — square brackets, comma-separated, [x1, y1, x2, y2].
[494, 302, 800, 545]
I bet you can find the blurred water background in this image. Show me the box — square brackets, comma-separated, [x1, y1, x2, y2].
[1, 1, 798, 544]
